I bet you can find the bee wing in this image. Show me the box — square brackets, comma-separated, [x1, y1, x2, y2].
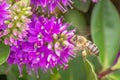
[84, 47, 91, 55]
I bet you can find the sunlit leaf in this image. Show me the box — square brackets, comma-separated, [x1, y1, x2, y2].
[108, 70, 120, 80]
[91, 0, 120, 69]
[87, 56, 102, 73]
[0, 42, 10, 65]
[84, 59, 97, 80]
[111, 58, 120, 70]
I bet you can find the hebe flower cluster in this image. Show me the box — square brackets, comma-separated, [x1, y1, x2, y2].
[3, 2, 32, 46]
[30, 0, 73, 13]
[8, 16, 75, 76]
[0, 0, 99, 77]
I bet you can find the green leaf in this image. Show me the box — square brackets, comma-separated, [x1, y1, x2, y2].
[0, 42, 10, 65]
[60, 56, 97, 80]
[111, 58, 120, 70]
[84, 60, 97, 80]
[87, 56, 102, 73]
[7, 65, 39, 80]
[59, 67, 71, 80]
[69, 56, 88, 80]
[64, 9, 88, 35]
[72, 0, 91, 12]
[0, 63, 8, 74]
[39, 71, 50, 80]
[91, 0, 120, 69]
[108, 70, 120, 80]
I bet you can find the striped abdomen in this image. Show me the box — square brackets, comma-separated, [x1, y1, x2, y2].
[85, 40, 99, 56]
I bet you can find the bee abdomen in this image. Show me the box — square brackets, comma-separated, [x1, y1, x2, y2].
[86, 41, 99, 56]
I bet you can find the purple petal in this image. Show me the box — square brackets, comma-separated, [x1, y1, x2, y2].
[28, 36, 38, 42]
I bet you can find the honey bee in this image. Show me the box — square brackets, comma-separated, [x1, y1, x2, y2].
[72, 35, 99, 58]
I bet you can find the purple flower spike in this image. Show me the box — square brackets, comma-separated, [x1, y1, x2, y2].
[30, 0, 73, 13]
[8, 15, 76, 76]
[0, 1, 9, 33]
[0, 1, 9, 26]
[1, 1, 32, 46]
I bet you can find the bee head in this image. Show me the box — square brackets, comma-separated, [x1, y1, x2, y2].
[71, 35, 77, 43]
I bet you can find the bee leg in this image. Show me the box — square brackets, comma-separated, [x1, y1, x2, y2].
[82, 50, 87, 61]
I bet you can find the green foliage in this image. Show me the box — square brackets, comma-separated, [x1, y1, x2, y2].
[108, 70, 120, 80]
[111, 58, 120, 70]
[91, 0, 120, 69]
[60, 56, 97, 80]
[84, 60, 97, 80]
[64, 9, 87, 35]
[72, 0, 91, 12]
[0, 42, 10, 65]
[87, 56, 102, 73]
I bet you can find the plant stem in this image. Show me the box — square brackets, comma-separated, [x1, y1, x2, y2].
[98, 68, 116, 80]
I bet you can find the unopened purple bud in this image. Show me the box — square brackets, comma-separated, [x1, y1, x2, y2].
[4, 39, 9, 45]
[10, 35, 14, 43]
[54, 42, 60, 49]
[13, 29, 17, 36]
[47, 43, 53, 50]
[8, 23, 13, 28]
[3, 30, 9, 35]
[16, 23, 21, 27]
[14, 16, 18, 20]
[18, 33, 23, 39]
[53, 33, 58, 40]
